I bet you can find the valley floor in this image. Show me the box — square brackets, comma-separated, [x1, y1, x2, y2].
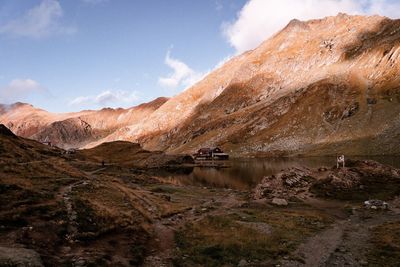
[1, 155, 400, 267]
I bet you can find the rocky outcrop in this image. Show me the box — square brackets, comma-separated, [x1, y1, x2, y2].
[254, 167, 315, 201]
[255, 160, 400, 202]
[311, 160, 400, 200]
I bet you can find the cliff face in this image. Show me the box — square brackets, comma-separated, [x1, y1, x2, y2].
[1, 14, 400, 156]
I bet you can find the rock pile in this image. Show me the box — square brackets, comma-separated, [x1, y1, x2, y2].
[364, 199, 389, 210]
[254, 160, 400, 204]
[311, 160, 400, 200]
[253, 167, 315, 203]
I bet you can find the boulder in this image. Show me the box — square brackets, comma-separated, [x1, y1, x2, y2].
[271, 198, 288, 206]
[238, 259, 248, 267]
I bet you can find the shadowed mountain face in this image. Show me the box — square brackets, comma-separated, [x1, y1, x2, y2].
[1, 14, 400, 156]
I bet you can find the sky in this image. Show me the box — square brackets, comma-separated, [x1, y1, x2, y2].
[0, 0, 400, 112]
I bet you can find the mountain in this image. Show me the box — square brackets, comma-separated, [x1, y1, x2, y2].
[1, 14, 400, 156]
[132, 14, 400, 156]
[0, 97, 168, 149]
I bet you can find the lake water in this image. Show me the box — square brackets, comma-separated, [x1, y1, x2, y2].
[156, 156, 400, 191]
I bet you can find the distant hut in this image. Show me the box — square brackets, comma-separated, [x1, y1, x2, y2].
[193, 147, 229, 160]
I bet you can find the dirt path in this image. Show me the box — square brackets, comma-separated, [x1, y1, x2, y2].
[282, 221, 346, 267]
[57, 180, 89, 242]
[56, 167, 103, 243]
[282, 203, 400, 267]
[141, 223, 175, 267]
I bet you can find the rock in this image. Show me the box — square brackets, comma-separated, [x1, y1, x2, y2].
[271, 198, 288, 206]
[74, 258, 86, 267]
[359, 260, 368, 266]
[238, 259, 247, 266]
[0, 246, 44, 267]
[364, 199, 389, 210]
[253, 167, 314, 200]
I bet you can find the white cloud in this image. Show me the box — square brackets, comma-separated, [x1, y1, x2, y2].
[223, 0, 400, 53]
[0, 79, 45, 103]
[158, 51, 205, 90]
[69, 90, 139, 107]
[0, 0, 75, 38]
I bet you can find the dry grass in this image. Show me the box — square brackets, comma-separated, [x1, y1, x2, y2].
[174, 206, 333, 266]
[367, 221, 400, 266]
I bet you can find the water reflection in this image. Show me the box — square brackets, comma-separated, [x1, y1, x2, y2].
[155, 156, 400, 191]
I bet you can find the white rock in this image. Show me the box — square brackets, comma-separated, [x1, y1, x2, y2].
[271, 198, 288, 206]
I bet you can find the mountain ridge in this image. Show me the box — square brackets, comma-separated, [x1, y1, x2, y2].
[1, 14, 400, 156]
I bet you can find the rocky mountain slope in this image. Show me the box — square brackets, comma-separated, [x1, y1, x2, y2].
[134, 14, 400, 157]
[0, 97, 168, 149]
[1, 14, 400, 156]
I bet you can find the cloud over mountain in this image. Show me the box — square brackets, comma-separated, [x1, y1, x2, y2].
[69, 90, 139, 107]
[158, 51, 205, 91]
[0, 79, 45, 103]
[223, 0, 400, 53]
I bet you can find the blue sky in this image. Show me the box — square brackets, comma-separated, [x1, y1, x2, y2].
[0, 0, 246, 112]
[0, 0, 399, 112]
